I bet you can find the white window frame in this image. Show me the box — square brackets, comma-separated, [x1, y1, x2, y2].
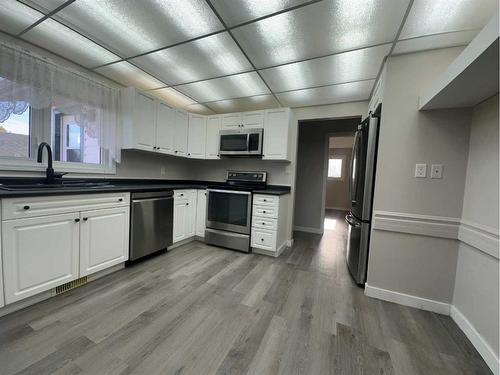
[0, 107, 115, 175]
[327, 155, 346, 181]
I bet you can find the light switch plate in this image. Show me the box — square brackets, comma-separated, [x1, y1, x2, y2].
[431, 164, 443, 179]
[415, 163, 427, 178]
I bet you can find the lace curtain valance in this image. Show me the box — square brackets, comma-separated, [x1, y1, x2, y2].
[0, 42, 121, 162]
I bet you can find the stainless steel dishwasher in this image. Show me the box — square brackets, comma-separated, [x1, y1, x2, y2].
[130, 191, 174, 261]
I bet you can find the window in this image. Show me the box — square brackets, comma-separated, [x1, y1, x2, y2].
[0, 106, 31, 159]
[328, 157, 344, 180]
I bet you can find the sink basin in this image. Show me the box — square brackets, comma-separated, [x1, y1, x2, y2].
[0, 182, 114, 191]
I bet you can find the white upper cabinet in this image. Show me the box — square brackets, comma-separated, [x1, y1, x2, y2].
[156, 102, 176, 154]
[222, 113, 242, 129]
[206, 115, 222, 159]
[174, 110, 189, 157]
[242, 110, 264, 128]
[188, 114, 207, 159]
[122, 88, 157, 151]
[263, 108, 291, 161]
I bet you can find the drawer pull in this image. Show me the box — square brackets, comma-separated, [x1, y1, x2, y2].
[118, 198, 123, 202]
[263, 199, 267, 202]
[83, 217, 88, 221]
[262, 222, 266, 225]
[23, 205, 30, 210]
[74, 218, 80, 223]
[262, 210, 266, 213]
[261, 238, 264, 241]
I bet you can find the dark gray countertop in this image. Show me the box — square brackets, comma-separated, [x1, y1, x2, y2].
[0, 178, 291, 198]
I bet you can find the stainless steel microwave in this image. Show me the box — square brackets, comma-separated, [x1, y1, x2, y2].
[219, 128, 263, 156]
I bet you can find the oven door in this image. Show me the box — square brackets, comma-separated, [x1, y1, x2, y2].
[206, 189, 252, 234]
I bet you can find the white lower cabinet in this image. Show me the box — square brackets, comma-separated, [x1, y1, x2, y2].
[173, 189, 197, 243]
[2, 212, 80, 304]
[79, 207, 130, 277]
[195, 190, 206, 237]
[1, 193, 130, 306]
[251, 194, 289, 257]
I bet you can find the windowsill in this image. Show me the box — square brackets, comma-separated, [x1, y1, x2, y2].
[0, 159, 116, 175]
[328, 177, 344, 181]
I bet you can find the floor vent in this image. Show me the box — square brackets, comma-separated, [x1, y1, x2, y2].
[54, 277, 88, 295]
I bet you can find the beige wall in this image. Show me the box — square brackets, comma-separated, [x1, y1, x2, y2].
[452, 94, 499, 359]
[367, 47, 472, 303]
[325, 147, 352, 210]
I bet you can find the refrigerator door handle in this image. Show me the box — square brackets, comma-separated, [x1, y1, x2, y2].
[345, 213, 361, 227]
[350, 130, 361, 205]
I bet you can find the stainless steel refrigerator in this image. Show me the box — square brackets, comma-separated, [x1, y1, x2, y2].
[345, 113, 380, 285]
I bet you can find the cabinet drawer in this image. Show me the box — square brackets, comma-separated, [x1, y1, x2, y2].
[251, 228, 277, 251]
[253, 194, 278, 208]
[174, 190, 194, 200]
[252, 205, 278, 219]
[2, 193, 130, 220]
[252, 217, 277, 230]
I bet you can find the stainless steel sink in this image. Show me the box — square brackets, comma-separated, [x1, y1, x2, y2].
[0, 181, 114, 191]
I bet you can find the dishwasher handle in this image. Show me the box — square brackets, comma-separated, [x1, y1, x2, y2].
[132, 196, 173, 203]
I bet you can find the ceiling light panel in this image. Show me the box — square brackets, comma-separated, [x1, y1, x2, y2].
[185, 103, 216, 115]
[0, 0, 44, 35]
[176, 72, 270, 103]
[95, 62, 165, 90]
[231, 0, 410, 68]
[49, 0, 224, 57]
[131, 32, 252, 85]
[211, 0, 311, 26]
[206, 94, 280, 113]
[276, 80, 374, 107]
[23, 19, 120, 68]
[400, 0, 498, 39]
[149, 88, 197, 108]
[260, 44, 391, 92]
[393, 30, 479, 55]
[18, 0, 68, 14]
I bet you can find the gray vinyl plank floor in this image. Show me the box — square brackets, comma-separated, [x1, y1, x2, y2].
[0, 210, 492, 375]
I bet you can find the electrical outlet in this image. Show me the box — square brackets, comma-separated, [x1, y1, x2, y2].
[431, 164, 443, 179]
[415, 163, 427, 178]
[160, 166, 166, 176]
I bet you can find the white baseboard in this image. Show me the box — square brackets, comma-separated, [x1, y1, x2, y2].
[364, 283, 451, 315]
[286, 238, 294, 247]
[293, 225, 323, 234]
[450, 306, 499, 375]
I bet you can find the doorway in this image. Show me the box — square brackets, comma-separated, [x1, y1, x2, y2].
[293, 117, 359, 234]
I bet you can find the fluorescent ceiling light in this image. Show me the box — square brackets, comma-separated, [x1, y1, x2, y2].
[207, 95, 279, 113]
[23, 18, 120, 68]
[150, 88, 196, 108]
[95, 62, 165, 90]
[185, 103, 215, 115]
[18, 0, 68, 14]
[0, 0, 44, 35]
[393, 30, 479, 55]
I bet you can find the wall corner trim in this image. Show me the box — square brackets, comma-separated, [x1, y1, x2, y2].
[364, 283, 451, 315]
[450, 306, 500, 375]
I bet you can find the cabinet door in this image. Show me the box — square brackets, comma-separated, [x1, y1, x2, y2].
[195, 190, 206, 237]
[0, 229, 4, 308]
[79, 207, 129, 277]
[156, 102, 175, 154]
[174, 110, 189, 157]
[173, 199, 187, 243]
[263, 108, 290, 160]
[186, 190, 197, 238]
[188, 114, 207, 159]
[206, 115, 221, 159]
[2, 213, 80, 304]
[242, 111, 264, 128]
[222, 113, 242, 129]
[134, 92, 157, 150]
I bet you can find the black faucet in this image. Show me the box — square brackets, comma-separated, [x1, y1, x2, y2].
[37, 142, 65, 183]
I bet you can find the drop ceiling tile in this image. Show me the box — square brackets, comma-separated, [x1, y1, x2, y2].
[206, 94, 280, 113]
[23, 19, 120, 68]
[0, 0, 44, 35]
[400, 0, 498, 39]
[149, 88, 197, 108]
[131, 32, 252, 85]
[95, 62, 165, 90]
[393, 30, 479, 55]
[211, 0, 311, 26]
[231, 0, 410, 68]
[260, 44, 390, 92]
[176, 72, 270, 103]
[50, 0, 224, 57]
[276, 80, 374, 107]
[185, 103, 216, 115]
[18, 0, 68, 14]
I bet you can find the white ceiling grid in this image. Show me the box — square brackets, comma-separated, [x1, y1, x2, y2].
[0, 0, 497, 113]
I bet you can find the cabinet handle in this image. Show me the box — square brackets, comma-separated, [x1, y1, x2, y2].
[74, 218, 80, 223]
[188, 153, 191, 156]
[186, 203, 189, 206]
[23, 205, 30, 210]
[180, 193, 184, 197]
[262, 222, 266, 225]
[118, 198, 123, 202]
[83, 217, 88, 221]
[263, 199, 267, 202]
[263, 210, 266, 213]
[261, 238, 264, 241]
[175, 150, 178, 153]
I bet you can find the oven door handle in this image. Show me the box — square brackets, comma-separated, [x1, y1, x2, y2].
[207, 189, 252, 195]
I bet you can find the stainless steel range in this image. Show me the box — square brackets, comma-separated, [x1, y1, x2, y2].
[205, 171, 267, 252]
